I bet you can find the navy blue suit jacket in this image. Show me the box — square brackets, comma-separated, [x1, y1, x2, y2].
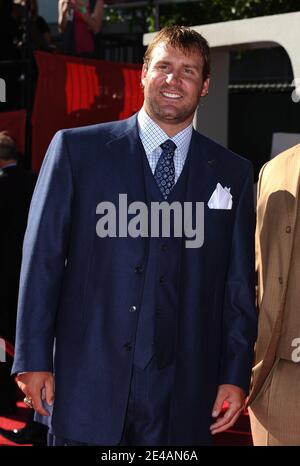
[12, 115, 257, 444]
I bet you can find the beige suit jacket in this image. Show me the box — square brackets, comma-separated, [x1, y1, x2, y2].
[249, 144, 300, 405]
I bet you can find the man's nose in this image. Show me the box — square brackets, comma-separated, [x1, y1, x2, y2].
[166, 72, 180, 84]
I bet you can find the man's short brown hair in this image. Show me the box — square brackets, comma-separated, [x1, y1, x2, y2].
[144, 25, 210, 80]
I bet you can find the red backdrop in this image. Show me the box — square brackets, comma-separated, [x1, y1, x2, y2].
[32, 51, 143, 171]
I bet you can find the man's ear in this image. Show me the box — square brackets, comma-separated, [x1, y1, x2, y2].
[200, 76, 210, 97]
[141, 63, 148, 88]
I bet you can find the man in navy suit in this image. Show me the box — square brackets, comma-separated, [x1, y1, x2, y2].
[12, 26, 257, 445]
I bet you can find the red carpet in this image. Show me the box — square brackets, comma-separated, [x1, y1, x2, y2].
[0, 402, 32, 446]
[214, 409, 253, 446]
[0, 405, 252, 446]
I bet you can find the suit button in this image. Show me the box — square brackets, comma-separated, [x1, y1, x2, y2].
[135, 265, 144, 274]
[286, 226, 291, 233]
[159, 275, 166, 283]
[155, 309, 162, 318]
[124, 342, 132, 351]
[278, 276, 283, 285]
[161, 244, 167, 252]
[129, 305, 137, 313]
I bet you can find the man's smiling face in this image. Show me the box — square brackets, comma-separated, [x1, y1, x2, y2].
[141, 42, 210, 135]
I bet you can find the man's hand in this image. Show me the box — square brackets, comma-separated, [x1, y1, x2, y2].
[16, 372, 55, 417]
[210, 384, 246, 435]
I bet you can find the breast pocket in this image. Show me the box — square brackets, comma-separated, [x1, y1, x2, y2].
[205, 209, 234, 248]
[207, 208, 234, 226]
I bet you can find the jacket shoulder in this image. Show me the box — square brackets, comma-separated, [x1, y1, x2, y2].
[257, 143, 300, 205]
[260, 143, 300, 179]
[194, 130, 252, 171]
[56, 115, 137, 144]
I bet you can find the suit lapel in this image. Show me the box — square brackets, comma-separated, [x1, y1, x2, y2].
[105, 115, 147, 206]
[185, 130, 219, 205]
[105, 122, 220, 207]
[283, 152, 300, 235]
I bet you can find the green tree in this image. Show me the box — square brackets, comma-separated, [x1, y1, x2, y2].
[104, 0, 299, 32]
[159, 0, 299, 30]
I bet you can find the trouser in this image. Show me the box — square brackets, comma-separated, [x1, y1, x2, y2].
[48, 357, 175, 446]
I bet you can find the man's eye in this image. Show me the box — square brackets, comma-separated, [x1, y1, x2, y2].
[184, 68, 193, 74]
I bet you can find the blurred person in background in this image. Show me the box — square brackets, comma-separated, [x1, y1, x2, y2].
[0, 131, 47, 445]
[0, 0, 19, 60]
[58, 0, 104, 57]
[0, 0, 20, 111]
[0, 131, 36, 414]
[13, 0, 53, 52]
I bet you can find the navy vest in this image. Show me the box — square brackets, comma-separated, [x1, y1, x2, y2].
[133, 148, 190, 369]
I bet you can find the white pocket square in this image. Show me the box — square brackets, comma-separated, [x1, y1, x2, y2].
[208, 183, 232, 210]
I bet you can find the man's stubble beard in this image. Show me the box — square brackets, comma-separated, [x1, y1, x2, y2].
[146, 95, 199, 125]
